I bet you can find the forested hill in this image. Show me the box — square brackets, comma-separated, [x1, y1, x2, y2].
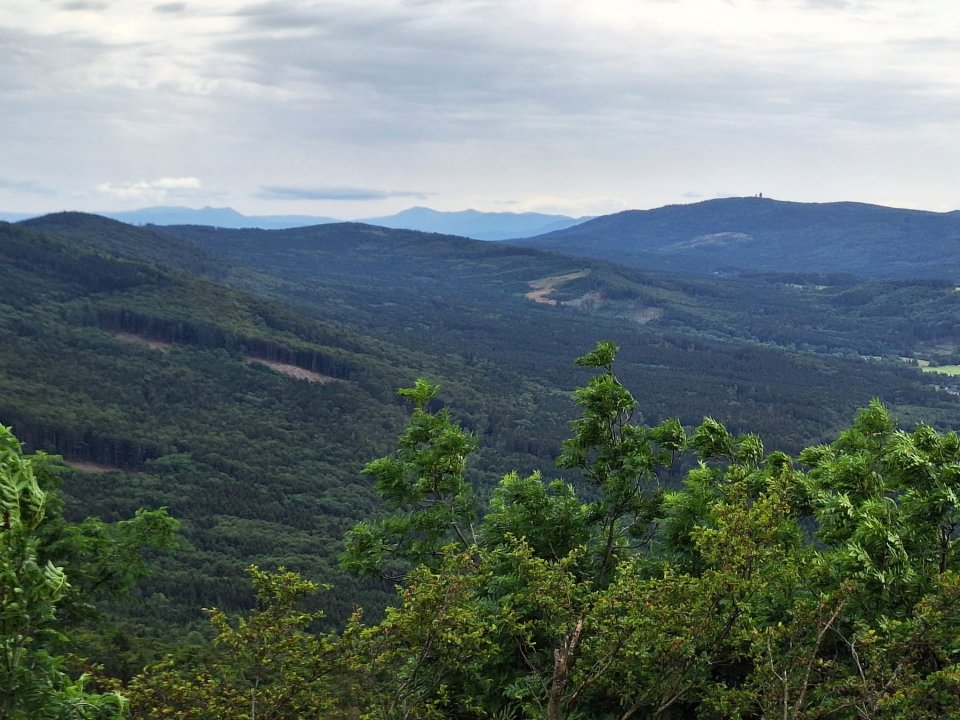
[7, 211, 960, 666]
[0, 218, 445, 632]
[17, 212, 960, 451]
[514, 197, 960, 279]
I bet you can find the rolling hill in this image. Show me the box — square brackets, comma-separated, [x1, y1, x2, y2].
[7, 204, 585, 239]
[515, 197, 960, 279]
[5, 211, 960, 669]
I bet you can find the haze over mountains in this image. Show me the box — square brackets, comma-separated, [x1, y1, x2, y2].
[6, 197, 960, 275]
[0, 205, 588, 240]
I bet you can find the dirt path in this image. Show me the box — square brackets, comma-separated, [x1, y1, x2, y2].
[113, 332, 174, 351]
[525, 270, 589, 305]
[64, 460, 123, 474]
[244, 357, 338, 383]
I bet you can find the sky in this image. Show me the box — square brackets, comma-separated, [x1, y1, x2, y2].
[2, 0, 959, 219]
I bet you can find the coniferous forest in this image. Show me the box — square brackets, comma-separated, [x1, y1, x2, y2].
[2, 211, 959, 718]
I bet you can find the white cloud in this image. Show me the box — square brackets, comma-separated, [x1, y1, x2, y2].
[0, 1, 958, 216]
[98, 176, 204, 201]
[510, 195, 633, 217]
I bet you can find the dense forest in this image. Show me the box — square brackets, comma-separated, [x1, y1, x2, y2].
[2, 212, 960, 716]
[3, 342, 958, 718]
[516, 197, 960, 280]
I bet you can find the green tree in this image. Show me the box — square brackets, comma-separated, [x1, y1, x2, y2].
[556, 341, 685, 583]
[800, 400, 960, 616]
[127, 566, 352, 720]
[100, 339, 960, 720]
[341, 379, 479, 578]
[0, 424, 128, 720]
[299, 343, 960, 719]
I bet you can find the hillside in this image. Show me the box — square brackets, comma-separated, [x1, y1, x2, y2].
[19, 213, 960, 444]
[7, 212, 960, 666]
[0, 220, 443, 634]
[515, 197, 960, 279]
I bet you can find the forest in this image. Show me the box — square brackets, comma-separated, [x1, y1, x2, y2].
[1, 213, 960, 716]
[3, 341, 958, 719]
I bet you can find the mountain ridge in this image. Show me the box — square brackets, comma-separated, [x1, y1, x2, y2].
[514, 196, 960, 279]
[358, 206, 587, 239]
[3, 205, 586, 239]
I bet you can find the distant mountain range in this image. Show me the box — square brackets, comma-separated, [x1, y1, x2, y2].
[515, 197, 960, 280]
[359, 206, 588, 240]
[103, 206, 341, 230]
[0, 205, 587, 240]
[7, 196, 960, 278]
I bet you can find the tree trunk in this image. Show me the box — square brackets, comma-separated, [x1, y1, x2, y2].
[546, 615, 586, 720]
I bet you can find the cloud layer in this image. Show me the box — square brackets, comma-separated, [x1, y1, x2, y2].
[98, 177, 205, 201]
[1, 0, 958, 216]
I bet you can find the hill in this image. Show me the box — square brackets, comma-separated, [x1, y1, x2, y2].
[101, 205, 341, 230]
[0, 219, 442, 637]
[7, 212, 960, 668]
[359, 206, 586, 239]
[515, 197, 960, 279]
[8, 205, 585, 239]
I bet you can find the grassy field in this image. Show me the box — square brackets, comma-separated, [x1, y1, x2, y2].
[920, 364, 960, 376]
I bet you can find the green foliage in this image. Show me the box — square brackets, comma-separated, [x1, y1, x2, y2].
[5, 335, 953, 720]
[38, 502, 178, 625]
[558, 343, 679, 582]
[800, 399, 960, 615]
[341, 381, 479, 577]
[334, 343, 960, 720]
[482, 472, 589, 561]
[128, 565, 352, 720]
[10, 213, 960, 651]
[8, 208, 960, 716]
[341, 548, 503, 719]
[0, 425, 127, 720]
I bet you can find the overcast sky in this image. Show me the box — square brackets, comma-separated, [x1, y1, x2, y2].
[2, 0, 958, 219]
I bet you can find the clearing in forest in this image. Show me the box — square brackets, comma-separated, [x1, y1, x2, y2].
[243, 357, 337, 383]
[920, 364, 960, 376]
[525, 270, 589, 305]
[112, 332, 174, 351]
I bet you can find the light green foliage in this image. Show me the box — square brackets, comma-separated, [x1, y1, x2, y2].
[0, 425, 127, 720]
[920, 363, 960, 376]
[341, 380, 479, 577]
[806, 571, 960, 720]
[800, 399, 960, 614]
[557, 342, 682, 582]
[481, 472, 589, 561]
[337, 342, 960, 719]
[39, 504, 178, 626]
[12, 337, 960, 719]
[341, 548, 502, 720]
[128, 566, 351, 720]
[590, 469, 806, 720]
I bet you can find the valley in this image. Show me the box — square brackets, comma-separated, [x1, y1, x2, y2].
[3, 199, 960, 676]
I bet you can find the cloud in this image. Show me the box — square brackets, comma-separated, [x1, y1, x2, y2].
[2, 1, 960, 216]
[59, 1, 112, 10]
[258, 185, 431, 202]
[98, 177, 204, 201]
[0, 177, 55, 195]
[510, 195, 632, 216]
